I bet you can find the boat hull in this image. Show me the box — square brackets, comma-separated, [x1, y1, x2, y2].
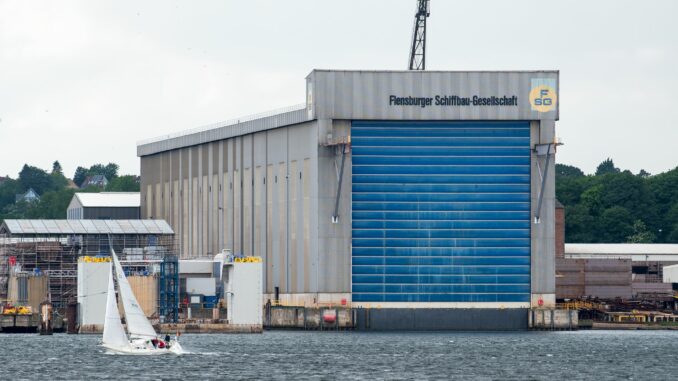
[102, 341, 184, 356]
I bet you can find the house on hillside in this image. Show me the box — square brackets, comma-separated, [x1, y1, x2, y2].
[67, 192, 140, 219]
[15, 188, 40, 203]
[80, 175, 108, 189]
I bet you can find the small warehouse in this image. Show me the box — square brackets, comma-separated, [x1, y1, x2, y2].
[137, 70, 560, 329]
[67, 192, 140, 220]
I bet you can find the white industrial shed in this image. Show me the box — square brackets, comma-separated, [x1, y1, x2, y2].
[67, 192, 141, 220]
[565, 244, 678, 262]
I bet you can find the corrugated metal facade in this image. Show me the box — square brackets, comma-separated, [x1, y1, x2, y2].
[351, 121, 531, 303]
[140, 122, 321, 295]
[138, 70, 559, 309]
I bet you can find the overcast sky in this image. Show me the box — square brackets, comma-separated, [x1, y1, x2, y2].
[1, 0, 676, 178]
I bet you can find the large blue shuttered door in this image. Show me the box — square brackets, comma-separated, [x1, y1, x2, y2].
[351, 121, 531, 303]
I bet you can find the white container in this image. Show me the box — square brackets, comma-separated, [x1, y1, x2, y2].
[224, 262, 263, 326]
[77, 261, 110, 328]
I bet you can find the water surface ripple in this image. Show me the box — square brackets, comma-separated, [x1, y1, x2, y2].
[1, 330, 677, 380]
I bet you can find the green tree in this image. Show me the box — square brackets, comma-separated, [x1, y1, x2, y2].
[25, 189, 76, 219]
[626, 219, 656, 243]
[638, 169, 651, 178]
[580, 184, 604, 216]
[664, 203, 678, 243]
[0, 178, 21, 217]
[647, 167, 678, 242]
[595, 158, 620, 176]
[103, 163, 119, 179]
[556, 176, 591, 206]
[555, 164, 588, 206]
[564, 204, 596, 242]
[18, 164, 54, 194]
[1, 201, 31, 220]
[88, 164, 106, 180]
[556, 163, 585, 178]
[647, 167, 678, 206]
[599, 171, 653, 217]
[668, 226, 678, 242]
[50, 172, 68, 190]
[667, 203, 678, 226]
[598, 206, 634, 242]
[73, 166, 88, 187]
[51, 160, 63, 175]
[89, 163, 119, 180]
[106, 175, 140, 192]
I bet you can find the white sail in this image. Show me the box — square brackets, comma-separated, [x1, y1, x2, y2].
[102, 263, 131, 351]
[111, 248, 157, 339]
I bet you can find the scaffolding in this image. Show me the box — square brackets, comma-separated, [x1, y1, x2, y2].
[159, 255, 179, 322]
[0, 237, 78, 309]
[0, 220, 179, 322]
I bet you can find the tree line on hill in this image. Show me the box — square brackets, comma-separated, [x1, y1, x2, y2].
[557, 159, 678, 243]
[0, 161, 139, 221]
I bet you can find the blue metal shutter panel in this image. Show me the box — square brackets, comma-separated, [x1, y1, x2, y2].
[351, 121, 531, 303]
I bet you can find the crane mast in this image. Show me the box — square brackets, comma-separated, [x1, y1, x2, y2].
[408, 0, 430, 70]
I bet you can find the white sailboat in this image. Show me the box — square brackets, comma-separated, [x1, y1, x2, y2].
[102, 248, 183, 355]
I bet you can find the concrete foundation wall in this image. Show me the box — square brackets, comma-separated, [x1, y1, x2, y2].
[266, 306, 354, 329]
[355, 308, 529, 331]
[529, 309, 578, 330]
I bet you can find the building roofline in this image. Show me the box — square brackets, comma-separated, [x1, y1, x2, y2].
[0, 219, 173, 235]
[565, 243, 678, 255]
[306, 69, 560, 78]
[138, 69, 561, 157]
[137, 104, 309, 157]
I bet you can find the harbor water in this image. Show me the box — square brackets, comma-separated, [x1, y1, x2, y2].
[2, 330, 677, 380]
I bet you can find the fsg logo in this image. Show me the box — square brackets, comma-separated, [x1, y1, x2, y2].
[529, 79, 557, 113]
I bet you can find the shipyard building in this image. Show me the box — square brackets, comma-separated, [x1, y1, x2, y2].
[137, 70, 559, 329]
